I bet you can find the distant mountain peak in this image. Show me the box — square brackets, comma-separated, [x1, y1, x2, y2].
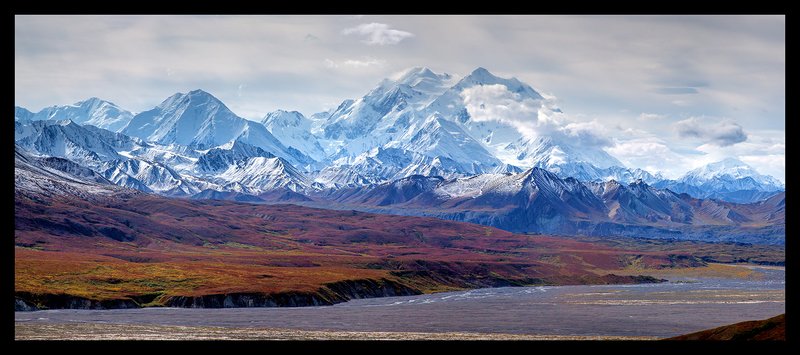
[712, 157, 748, 168]
[188, 88, 214, 97]
[262, 110, 305, 126]
[687, 158, 760, 179]
[17, 97, 134, 133]
[260, 110, 326, 161]
[160, 89, 224, 109]
[269, 109, 302, 116]
[78, 97, 104, 105]
[121, 89, 316, 168]
[520, 135, 624, 170]
[400, 66, 435, 77]
[396, 66, 446, 81]
[668, 157, 784, 196]
[470, 66, 491, 76]
[464, 67, 499, 83]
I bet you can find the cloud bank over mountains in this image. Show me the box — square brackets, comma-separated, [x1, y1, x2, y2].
[15, 15, 784, 181]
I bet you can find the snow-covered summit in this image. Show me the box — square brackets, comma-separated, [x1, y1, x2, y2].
[680, 158, 783, 189]
[122, 89, 314, 169]
[18, 97, 134, 132]
[261, 110, 326, 161]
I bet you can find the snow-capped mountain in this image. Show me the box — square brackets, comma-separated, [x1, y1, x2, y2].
[14, 119, 170, 194]
[320, 67, 457, 159]
[122, 89, 314, 169]
[389, 113, 502, 170]
[14, 69, 785, 245]
[325, 146, 497, 184]
[261, 110, 327, 161]
[19, 98, 134, 132]
[311, 165, 383, 189]
[679, 158, 783, 189]
[312, 67, 540, 182]
[101, 158, 199, 196]
[424, 67, 549, 163]
[329, 167, 608, 218]
[309, 107, 338, 136]
[194, 140, 275, 173]
[313, 66, 651, 187]
[15, 119, 124, 167]
[35, 156, 114, 185]
[14, 68, 783, 205]
[312, 66, 782, 202]
[213, 156, 310, 193]
[14, 116, 315, 197]
[15, 144, 132, 199]
[653, 158, 784, 203]
[15, 107, 33, 121]
[81, 124, 148, 152]
[191, 140, 310, 193]
[512, 136, 623, 171]
[123, 143, 199, 172]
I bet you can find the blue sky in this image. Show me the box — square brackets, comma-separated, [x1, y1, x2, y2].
[14, 15, 785, 180]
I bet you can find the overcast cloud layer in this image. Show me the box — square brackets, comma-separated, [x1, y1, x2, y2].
[14, 15, 785, 181]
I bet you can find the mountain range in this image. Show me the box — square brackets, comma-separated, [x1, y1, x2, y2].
[14, 67, 785, 244]
[315, 170, 784, 244]
[17, 144, 685, 310]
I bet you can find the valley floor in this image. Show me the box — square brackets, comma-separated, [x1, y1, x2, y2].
[15, 263, 783, 341]
[14, 323, 657, 340]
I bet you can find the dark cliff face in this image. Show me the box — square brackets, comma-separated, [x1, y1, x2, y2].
[162, 278, 420, 308]
[15, 292, 140, 311]
[15, 298, 38, 311]
[15, 272, 664, 311]
[14, 278, 421, 311]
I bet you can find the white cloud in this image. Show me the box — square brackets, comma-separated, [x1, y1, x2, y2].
[562, 121, 612, 147]
[740, 154, 785, 183]
[342, 22, 414, 45]
[675, 117, 748, 146]
[13, 16, 783, 180]
[343, 57, 385, 68]
[323, 58, 337, 68]
[461, 84, 545, 138]
[638, 112, 667, 121]
[323, 57, 386, 71]
[607, 138, 688, 178]
[461, 84, 613, 149]
[608, 140, 672, 158]
[686, 130, 785, 181]
[606, 129, 784, 181]
[15, 15, 784, 131]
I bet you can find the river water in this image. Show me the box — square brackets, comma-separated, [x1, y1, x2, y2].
[15, 266, 784, 338]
